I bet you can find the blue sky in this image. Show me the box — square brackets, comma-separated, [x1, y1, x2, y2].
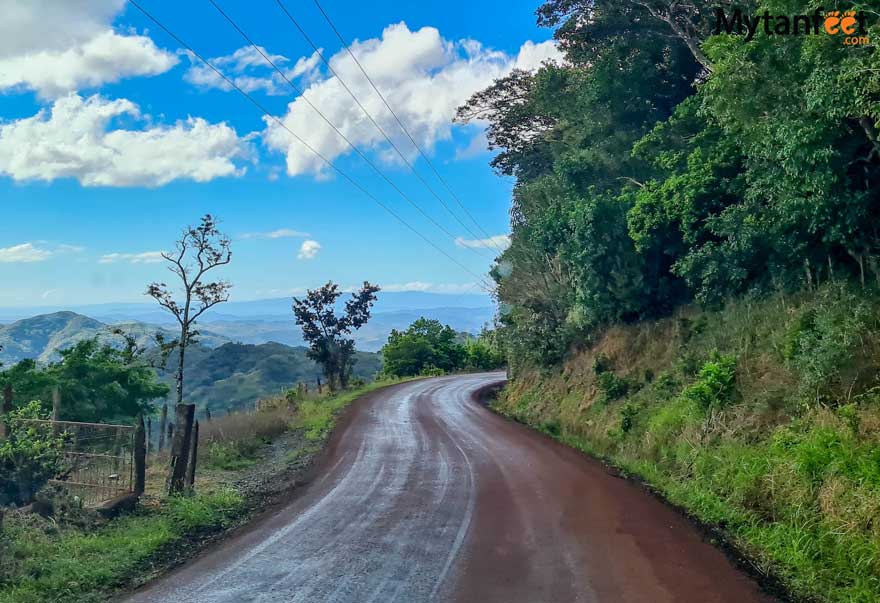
[0, 0, 557, 308]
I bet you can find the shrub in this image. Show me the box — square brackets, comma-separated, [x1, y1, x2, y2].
[783, 286, 874, 402]
[596, 371, 629, 403]
[680, 352, 737, 411]
[0, 402, 68, 506]
[592, 353, 612, 374]
[619, 402, 640, 434]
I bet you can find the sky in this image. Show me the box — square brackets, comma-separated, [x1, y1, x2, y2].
[0, 0, 558, 309]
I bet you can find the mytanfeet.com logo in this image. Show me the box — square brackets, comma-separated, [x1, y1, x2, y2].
[716, 8, 871, 45]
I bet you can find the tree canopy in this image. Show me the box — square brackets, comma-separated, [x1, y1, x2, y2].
[460, 0, 880, 371]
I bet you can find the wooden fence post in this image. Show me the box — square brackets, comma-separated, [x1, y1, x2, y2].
[0, 383, 12, 440]
[166, 404, 195, 495]
[134, 416, 146, 495]
[146, 417, 152, 456]
[51, 387, 60, 420]
[186, 421, 199, 490]
[158, 403, 168, 452]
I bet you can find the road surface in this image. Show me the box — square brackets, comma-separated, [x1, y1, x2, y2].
[125, 373, 776, 603]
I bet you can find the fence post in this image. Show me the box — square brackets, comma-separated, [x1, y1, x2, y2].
[146, 417, 152, 456]
[0, 383, 12, 440]
[316, 377, 323, 394]
[166, 404, 195, 495]
[158, 403, 168, 452]
[134, 416, 146, 495]
[51, 387, 61, 420]
[186, 421, 199, 490]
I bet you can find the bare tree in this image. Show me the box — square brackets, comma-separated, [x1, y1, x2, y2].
[146, 215, 232, 406]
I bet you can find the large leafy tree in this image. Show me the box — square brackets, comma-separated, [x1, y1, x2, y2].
[292, 282, 380, 390]
[381, 318, 466, 377]
[0, 338, 168, 424]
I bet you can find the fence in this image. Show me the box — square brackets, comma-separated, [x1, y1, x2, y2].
[21, 419, 138, 507]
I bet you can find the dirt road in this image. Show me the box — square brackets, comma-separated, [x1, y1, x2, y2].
[125, 373, 776, 603]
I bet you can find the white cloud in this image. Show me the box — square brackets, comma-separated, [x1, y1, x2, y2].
[240, 228, 310, 240]
[0, 94, 249, 187]
[0, 30, 177, 99]
[455, 234, 510, 250]
[0, 2, 176, 98]
[0, 243, 53, 263]
[297, 240, 321, 260]
[262, 23, 560, 176]
[184, 47, 322, 96]
[99, 251, 165, 264]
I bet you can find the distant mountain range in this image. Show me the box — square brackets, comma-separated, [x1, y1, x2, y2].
[0, 291, 496, 355]
[0, 291, 494, 413]
[0, 311, 229, 365]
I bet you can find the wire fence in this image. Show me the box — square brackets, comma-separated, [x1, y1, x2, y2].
[22, 419, 136, 507]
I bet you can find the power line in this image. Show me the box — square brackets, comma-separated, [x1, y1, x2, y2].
[271, 0, 493, 257]
[126, 0, 494, 293]
[309, 0, 507, 255]
[205, 0, 491, 262]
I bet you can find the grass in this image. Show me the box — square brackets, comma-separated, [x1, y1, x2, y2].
[0, 489, 243, 603]
[0, 377, 413, 603]
[497, 283, 880, 603]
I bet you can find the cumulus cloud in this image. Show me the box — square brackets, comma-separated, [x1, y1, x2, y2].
[98, 251, 165, 264]
[297, 240, 321, 260]
[262, 23, 560, 176]
[0, 94, 249, 187]
[239, 228, 310, 240]
[0, 243, 53, 263]
[184, 46, 322, 96]
[455, 234, 510, 250]
[0, 1, 176, 98]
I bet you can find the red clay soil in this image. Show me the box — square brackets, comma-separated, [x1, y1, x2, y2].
[124, 373, 777, 603]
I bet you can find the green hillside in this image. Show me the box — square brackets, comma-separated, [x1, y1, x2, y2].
[153, 342, 383, 414]
[0, 312, 228, 365]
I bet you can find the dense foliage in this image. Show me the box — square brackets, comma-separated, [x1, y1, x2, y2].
[459, 0, 880, 370]
[381, 318, 504, 377]
[0, 337, 168, 424]
[0, 402, 68, 506]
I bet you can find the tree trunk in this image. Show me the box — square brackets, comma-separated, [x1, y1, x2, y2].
[167, 404, 195, 495]
[175, 338, 186, 406]
[0, 383, 12, 440]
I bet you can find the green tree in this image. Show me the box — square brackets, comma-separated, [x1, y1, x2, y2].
[0, 337, 168, 424]
[381, 318, 467, 377]
[292, 282, 380, 390]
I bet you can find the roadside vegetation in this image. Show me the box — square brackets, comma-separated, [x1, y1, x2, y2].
[462, 1, 880, 601]
[0, 378, 405, 603]
[496, 283, 880, 602]
[381, 318, 504, 377]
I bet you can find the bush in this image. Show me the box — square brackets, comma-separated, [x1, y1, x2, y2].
[783, 286, 874, 402]
[0, 402, 68, 506]
[596, 371, 629, 403]
[680, 352, 737, 411]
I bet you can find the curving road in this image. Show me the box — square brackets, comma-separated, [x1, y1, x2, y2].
[125, 373, 776, 603]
